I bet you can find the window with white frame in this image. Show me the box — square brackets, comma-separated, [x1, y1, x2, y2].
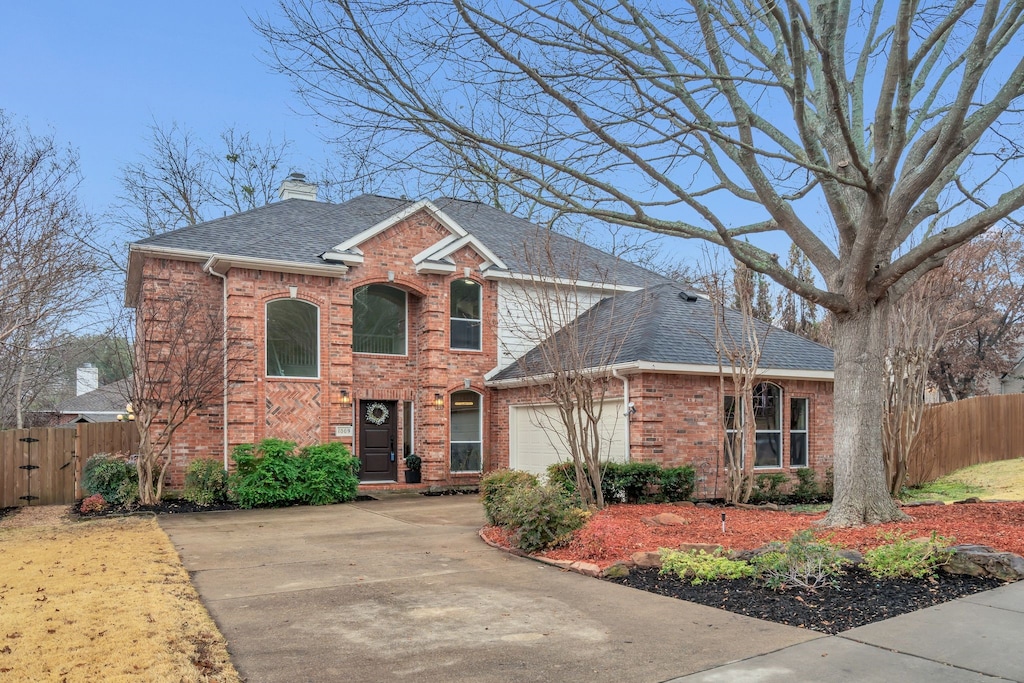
[450, 390, 482, 472]
[353, 284, 407, 355]
[790, 397, 809, 467]
[450, 279, 482, 350]
[753, 383, 782, 468]
[266, 299, 319, 378]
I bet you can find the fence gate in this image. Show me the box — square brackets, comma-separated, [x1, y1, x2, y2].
[1, 427, 77, 507]
[1, 422, 139, 508]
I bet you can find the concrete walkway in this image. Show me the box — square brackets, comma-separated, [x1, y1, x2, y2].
[158, 495, 1024, 682]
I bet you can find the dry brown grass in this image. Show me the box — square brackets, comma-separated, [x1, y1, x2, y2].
[0, 508, 239, 682]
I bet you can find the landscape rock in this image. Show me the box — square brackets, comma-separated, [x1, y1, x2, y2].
[671, 501, 696, 508]
[838, 549, 865, 565]
[732, 502, 780, 511]
[677, 543, 723, 555]
[631, 551, 663, 568]
[943, 545, 1024, 581]
[900, 500, 946, 507]
[601, 562, 632, 579]
[569, 561, 602, 577]
[954, 497, 983, 504]
[643, 512, 689, 527]
[695, 502, 715, 509]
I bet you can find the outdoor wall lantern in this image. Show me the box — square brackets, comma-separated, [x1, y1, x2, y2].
[339, 389, 351, 406]
[433, 393, 445, 410]
[117, 403, 136, 422]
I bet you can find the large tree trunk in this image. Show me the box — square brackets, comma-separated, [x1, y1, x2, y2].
[820, 301, 909, 527]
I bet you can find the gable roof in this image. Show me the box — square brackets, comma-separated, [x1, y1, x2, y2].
[489, 282, 834, 383]
[128, 195, 667, 296]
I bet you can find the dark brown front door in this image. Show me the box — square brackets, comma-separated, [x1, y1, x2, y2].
[359, 400, 398, 481]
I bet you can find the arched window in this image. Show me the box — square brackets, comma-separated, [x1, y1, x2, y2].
[450, 279, 482, 350]
[753, 382, 782, 468]
[353, 284, 407, 355]
[266, 299, 319, 378]
[450, 390, 482, 472]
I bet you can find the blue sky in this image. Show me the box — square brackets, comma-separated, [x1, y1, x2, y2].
[2, 1, 326, 217]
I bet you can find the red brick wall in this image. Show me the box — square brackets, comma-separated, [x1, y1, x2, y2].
[136, 210, 499, 489]
[489, 373, 833, 500]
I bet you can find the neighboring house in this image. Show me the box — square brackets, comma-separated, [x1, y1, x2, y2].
[125, 173, 834, 494]
[55, 379, 130, 424]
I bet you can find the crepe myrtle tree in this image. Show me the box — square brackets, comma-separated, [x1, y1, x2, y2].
[121, 288, 235, 504]
[258, 1, 1024, 525]
[500, 234, 651, 509]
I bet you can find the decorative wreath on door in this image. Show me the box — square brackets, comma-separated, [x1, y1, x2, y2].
[365, 402, 390, 425]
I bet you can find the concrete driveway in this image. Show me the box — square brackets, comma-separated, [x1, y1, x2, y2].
[159, 494, 818, 682]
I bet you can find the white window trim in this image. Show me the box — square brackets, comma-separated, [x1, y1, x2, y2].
[450, 279, 483, 352]
[753, 383, 783, 469]
[265, 298, 320, 380]
[450, 390, 483, 473]
[789, 397, 809, 468]
[352, 284, 409, 357]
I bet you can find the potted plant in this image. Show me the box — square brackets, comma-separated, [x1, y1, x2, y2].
[403, 453, 422, 484]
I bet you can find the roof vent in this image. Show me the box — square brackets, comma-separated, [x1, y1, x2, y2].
[678, 290, 699, 302]
[278, 172, 318, 201]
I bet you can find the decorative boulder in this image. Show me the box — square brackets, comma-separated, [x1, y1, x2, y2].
[942, 545, 1024, 581]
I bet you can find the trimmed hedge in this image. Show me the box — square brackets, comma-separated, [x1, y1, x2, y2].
[229, 439, 359, 508]
[546, 461, 696, 504]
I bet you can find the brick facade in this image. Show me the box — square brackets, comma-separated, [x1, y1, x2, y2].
[489, 373, 833, 500]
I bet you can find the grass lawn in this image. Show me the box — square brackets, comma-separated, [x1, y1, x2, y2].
[902, 457, 1024, 503]
[0, 513, 238, 682]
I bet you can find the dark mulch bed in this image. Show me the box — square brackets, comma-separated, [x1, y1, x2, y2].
[0, 506, 18, 521]
[608, 565, 1005, 634]
[75, 499, 243, 518]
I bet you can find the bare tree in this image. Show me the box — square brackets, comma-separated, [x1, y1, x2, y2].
[257, 1, 1024, 525]
[700, 260, 769, 504]
[501, 235, 649, 508]
[122, 289, 232, 504]
[0, 111, 101, 427]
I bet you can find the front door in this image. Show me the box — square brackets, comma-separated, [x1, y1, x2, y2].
[359, 400, 398, 481]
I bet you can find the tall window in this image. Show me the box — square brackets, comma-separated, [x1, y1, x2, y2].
[790, 397, 809, 467]
[450, 390, 482, 472]
[266, 299, 319, 378]
[450, 279, 482, 350]
[753, 383, 782, 468]
[353, 284, 407, 354]
[723, 394, 741, 463]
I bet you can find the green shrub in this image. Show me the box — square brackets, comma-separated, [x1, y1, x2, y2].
[297, 442, 359, 505]
[751, 530, 850, 590]
[546, 462, 577, 493]
[501, 483, 588, 553]
[791, 468, 820, 503]
[659, 466, 696, 502]
[82, 453, 139, 506]
[749, 473, 790, 504]
[480, 469, 539, 525]
[183, 458, 228, 506]
[609, 462, 662, 503]
[863, 532, 955, 579]
[229, 439, 303, 508]
[659, 548, 754, 585]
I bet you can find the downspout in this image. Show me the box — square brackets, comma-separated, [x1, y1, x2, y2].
[611, 368, 631, 462]
[204, 261, 230, 471]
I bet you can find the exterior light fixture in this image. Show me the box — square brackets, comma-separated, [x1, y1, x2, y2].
[118, 402, 136, 422]
[433, 393, 444, 410]
[340, 389, 351, 406]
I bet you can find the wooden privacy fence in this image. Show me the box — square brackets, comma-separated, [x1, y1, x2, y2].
[907, 393, 1024, 486]
[0, 421, 139, 507]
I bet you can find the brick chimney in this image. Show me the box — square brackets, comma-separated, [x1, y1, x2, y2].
[278, 172, 318, 201]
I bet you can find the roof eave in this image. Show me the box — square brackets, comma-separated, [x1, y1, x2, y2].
[486, 361, 834, 388]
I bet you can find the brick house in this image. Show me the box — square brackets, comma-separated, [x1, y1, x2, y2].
[125, 174, 834, 494]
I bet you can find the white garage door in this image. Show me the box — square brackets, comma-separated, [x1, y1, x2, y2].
[510, 400, 627, 476]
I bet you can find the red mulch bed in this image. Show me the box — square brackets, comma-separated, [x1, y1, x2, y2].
[484, 502, 1024, 569]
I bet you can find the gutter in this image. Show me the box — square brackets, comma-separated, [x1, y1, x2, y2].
[202, 257, 230, 471]
[485, 361, 834, 389]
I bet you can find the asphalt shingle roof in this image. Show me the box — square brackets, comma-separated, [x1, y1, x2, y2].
[491, 282, 834, 381]
[56, 379, 130, 414]
[133, 195, 667, 288]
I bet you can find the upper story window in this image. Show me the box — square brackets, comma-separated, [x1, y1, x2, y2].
[353, 284, 407, 355]
[450, 279, 482, 350]
[266, 299, 319, 378]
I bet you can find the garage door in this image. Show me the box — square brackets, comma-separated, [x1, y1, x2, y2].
[509, 400, 627, 476]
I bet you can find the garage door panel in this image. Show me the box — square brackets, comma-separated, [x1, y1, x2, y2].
[510, 401, 625, 476]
